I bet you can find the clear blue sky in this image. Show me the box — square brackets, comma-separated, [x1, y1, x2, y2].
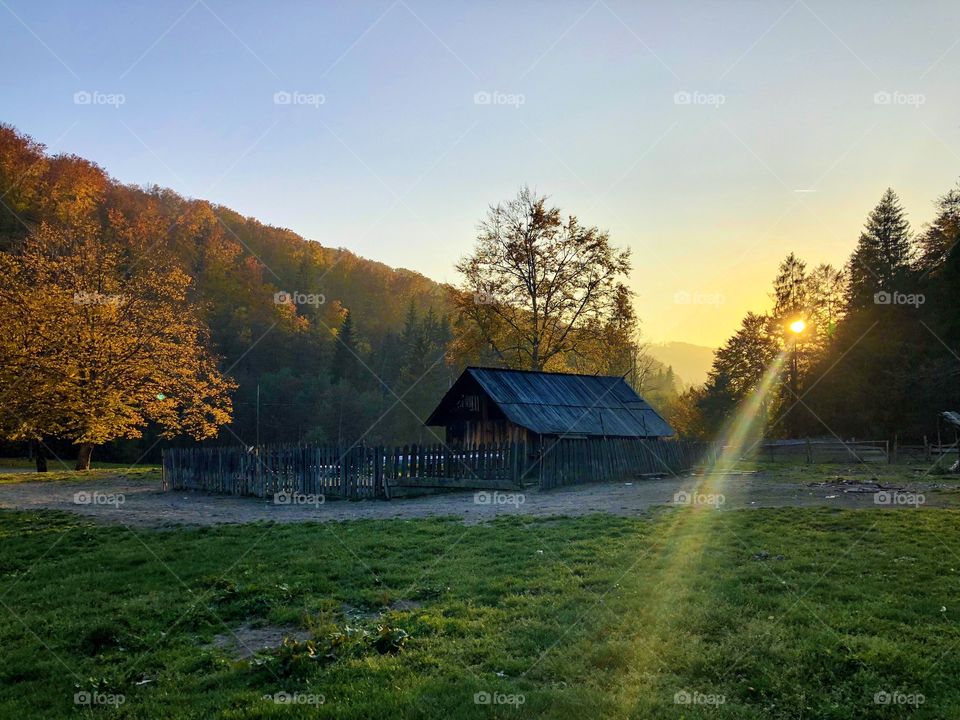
[2, 0, 958, 345]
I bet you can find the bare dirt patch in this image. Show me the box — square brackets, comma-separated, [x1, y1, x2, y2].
[0, 468, 957, 528]
[211, 623, 310, 659]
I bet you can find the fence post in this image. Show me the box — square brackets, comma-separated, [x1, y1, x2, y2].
[374, 446, 383, 497]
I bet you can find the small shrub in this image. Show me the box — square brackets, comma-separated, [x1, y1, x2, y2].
[253, 620, 410, 679]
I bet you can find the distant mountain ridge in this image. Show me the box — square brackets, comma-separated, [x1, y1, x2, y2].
[647, 341, 715, 387]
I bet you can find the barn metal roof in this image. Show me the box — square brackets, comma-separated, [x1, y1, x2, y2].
[427, 367, 674, 438]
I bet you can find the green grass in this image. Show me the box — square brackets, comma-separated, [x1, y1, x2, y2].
[0, 457, 156, 469]
[710, 458, 960, 486]
[0, 463, 160, 484]
[1, 505, 958, 718]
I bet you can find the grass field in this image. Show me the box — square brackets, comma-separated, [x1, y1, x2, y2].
[0, 457, 158, 469]
[1, 497, 958, 718]
[0, 465, 160, 485]
[705, 458, 957, 484]
[0, 457, 162, 488]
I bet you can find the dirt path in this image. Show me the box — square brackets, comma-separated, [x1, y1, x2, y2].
[0, 470, 954, 528]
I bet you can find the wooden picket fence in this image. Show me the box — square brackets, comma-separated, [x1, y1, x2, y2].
[382, 442, 523, 496]
[162, 442, 522, 499]
[756, 439, 889, 464]
[162, 439, 713, 499]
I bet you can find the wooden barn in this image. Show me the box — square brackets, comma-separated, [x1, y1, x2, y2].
[425, 367, 674, 446]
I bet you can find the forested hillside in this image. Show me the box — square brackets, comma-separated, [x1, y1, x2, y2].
[0, 124, 456, 461]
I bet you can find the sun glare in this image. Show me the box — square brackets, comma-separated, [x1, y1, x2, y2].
[789, 319, 806, 334]
[688, 349, 789, 500]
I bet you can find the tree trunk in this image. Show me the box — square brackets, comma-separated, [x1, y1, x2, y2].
[75, 443, 94, 471]
[34, 440, 48, 473]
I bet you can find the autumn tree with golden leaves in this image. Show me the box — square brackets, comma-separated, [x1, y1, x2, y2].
[0, 217, 235, 470]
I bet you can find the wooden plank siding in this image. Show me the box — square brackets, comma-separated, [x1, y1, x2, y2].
[537, 438, 718, 490]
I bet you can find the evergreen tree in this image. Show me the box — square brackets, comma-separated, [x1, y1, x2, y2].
[917, 183, 960, 277]
[846, 188, 914, 309]
[698, 312, 779, 433]
[331, 310, 359, 384]
[771, 253, 808, 322]
[805, 263, 845, 351]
